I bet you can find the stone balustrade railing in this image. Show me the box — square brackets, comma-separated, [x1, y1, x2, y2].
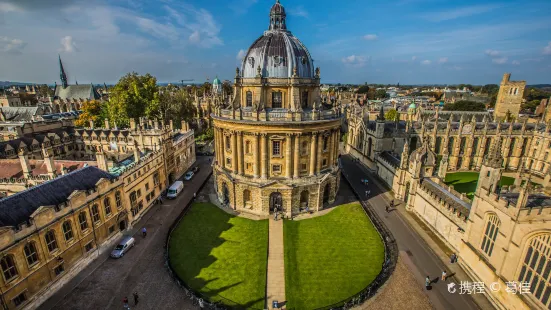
[214, 107, 342, 122]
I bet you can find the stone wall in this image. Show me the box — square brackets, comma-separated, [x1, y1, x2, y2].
[494, 73, 526, 119]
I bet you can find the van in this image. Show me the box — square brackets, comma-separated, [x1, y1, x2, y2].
[110, 236, 135, 258]
[167, 181, 184, 199]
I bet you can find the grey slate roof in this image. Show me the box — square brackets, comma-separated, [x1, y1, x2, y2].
[54, 84, 101, 101]
[0, 107, 42, 121]
[0, 166, 115, 227]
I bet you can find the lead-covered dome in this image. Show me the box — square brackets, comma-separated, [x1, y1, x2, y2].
[241, 0, 314, 79]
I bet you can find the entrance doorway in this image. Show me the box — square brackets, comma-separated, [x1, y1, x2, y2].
[222, 183, 230, 205]
[300, 190, 309, 209]
[323, 183, 331, 204]
[119, 220, 127, 231]
[270, 192, 283, 213]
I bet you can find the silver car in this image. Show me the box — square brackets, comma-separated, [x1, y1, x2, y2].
[110, 236, 135, 258]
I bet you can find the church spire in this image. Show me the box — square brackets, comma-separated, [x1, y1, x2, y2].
[59, 55, 68, 88]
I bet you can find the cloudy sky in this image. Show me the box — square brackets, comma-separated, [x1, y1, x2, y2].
[0, 0, 550, 85]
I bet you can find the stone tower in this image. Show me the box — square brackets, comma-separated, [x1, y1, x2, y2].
[494, 73, 526, 120]
[476, 139, 503, 196]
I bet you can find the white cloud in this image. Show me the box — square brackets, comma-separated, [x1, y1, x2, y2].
[59, 36, 78, 52]
[189, 31, 200, 44]
[421, 60, 431, 65]
[288, 6, 308, 18]
[438, 57, 448, 64]
[492, 57, 508, 64]
[342, 55, 368, 67]
[543, 42, 551, 55]
[512, 60, 520, 65]
[424, 4, 501, 22]
[485, 49, 500, 56]
[363, 34, 378, 41]
[163, 4, 223, 48]
[0, 36, 26, 54]
[236, 49, 246, 60]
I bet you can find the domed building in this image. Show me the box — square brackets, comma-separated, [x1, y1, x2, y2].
[212, 0, 342, 216]
[212, 77, 222, 95]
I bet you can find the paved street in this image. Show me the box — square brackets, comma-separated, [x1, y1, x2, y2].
[38, 156, 213, 310]
[341, 155, 479, 310]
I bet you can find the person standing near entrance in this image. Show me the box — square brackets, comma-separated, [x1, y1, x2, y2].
[425, 276, 431, 290]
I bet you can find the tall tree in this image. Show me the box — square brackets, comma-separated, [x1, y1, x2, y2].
[385, 108, 399, 121]
[375, 89, 388, 99]
[75, 100, 106, 127]
[107, 72, 159, 127]
[158, 85, 196, 127]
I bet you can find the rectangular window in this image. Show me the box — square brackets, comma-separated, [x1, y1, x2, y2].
[226, 158, 231, 167]
[85, 242, 94, 252]
[246, 91, 253, 107]
[272, 141, 281, 156]
[301, 163, 307, 171]
[12, 292, 26, 307]
[272, 92, 282, 108]
[322, 159, 328, 167]
[301, 91, 308, 108]
[245, 141, 252, 154]
[54, 264, 65, 276]
[130, 192, 137, 207]
[145, 182, 150, 191]
[226, 136, 231, 150]
[108, 225, 115, 235]
[272, 165, 282, 174]
[323, 136, 329, 151]
[246, 163, 252, 170]
[153, 172, 160, 186]
[137, 189, 142, 198]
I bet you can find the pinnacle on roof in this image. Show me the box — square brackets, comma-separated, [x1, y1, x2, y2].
[59, 55, 68, 88]
[484, 138, 503, 168]
[377, 104, 385, 121]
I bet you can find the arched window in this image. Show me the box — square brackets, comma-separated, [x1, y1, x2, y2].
[301, 91, 308, 108]
[246, 91, 252, 107]
[79, 212, 88, 231]
[45, 230, 58, 252]
[518, 234, 551, 307]
[481, 214, 500, 256]
[62, 221, 74, 241]
[243, 190, 251, 208]
[301, 141, 308, 155]
[1, 255, 18, 282]
[91, 204, 100, 223]
[460, 137, 467, 154]
[472, 137, 479, 155]
[245, 141, 252, 154]
[483, 138, 492, 157]
[104, 197, 112, 217]
[115, 191, 122, 209]
[448, 137, 455, 153]
[24, 242, 39, 267]
[435, 137, 442, 154]
[323, 136, 329, 151]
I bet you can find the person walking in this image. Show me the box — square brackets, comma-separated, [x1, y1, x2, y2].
[450, 253, 457, 264]
[123, 296, 130, 309]
[142, 227, 147, 238]
[133, 292, 139, 305]
[274, 211, 278, 221]
[425, 276, 431, 290]
[390, 200, 394, 208]
[442, 270, 447, 281]
[193, 192, 197, 199]
[385, 205, 389, 213]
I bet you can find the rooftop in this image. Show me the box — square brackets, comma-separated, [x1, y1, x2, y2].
[0, 159, 95, 179]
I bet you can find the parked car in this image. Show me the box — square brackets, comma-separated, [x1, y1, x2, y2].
[192, 166, 200, 173]
[110, 236, 135, 258]
[167, 181, 184, 199]
[184, 171, 195, 180]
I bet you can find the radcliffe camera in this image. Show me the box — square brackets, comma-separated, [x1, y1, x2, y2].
[1, 0, 551, 309]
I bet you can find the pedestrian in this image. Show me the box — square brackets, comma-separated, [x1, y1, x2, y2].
[193, 192, 197, 199]
[133, 292, 139, 305]
[425, 276, 431, 290]
[442, 270, 447, 281]
[123, 296, 130, 309]
[450, 253, 457, 264]
[390, 200, 394, 208]
[274, 211, 278, 221]
[365, 190, 369, 197]
[385, 205, 389, 213]
[142, 227, 147, 238]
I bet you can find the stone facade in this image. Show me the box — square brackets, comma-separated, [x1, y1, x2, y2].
[494, 73, 526, 120]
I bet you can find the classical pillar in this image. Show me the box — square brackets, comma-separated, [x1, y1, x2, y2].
[293, 134, 300, 178]
[309, 132, 317, 176]
[261, 134, 268, 179]
[253, 134, 260, 178]
[285, 134, 292, 178]
[335, 131, 341, 165]
[237, 132, 244, 175]
[219, 129, 225, 169]
[231, 131, 238, 174]
[328, 130, 335, 169]
[316, 133, 324, 174]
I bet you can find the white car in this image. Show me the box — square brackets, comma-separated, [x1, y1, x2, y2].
[184, 171, 194, 180]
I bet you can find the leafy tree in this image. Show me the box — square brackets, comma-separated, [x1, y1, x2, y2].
[443, 100, 486, 111]
[75, 100, 105, 127]
[375, 89, 388, 99]
[524, 87, 551, 102]
[522, 99, 542, 113]
[107, 72, 159, 127]
[480, 84, 499, 95]
[222, 81, 233, 96]
[357, 85, 370, 94]
[385, 109, 399, 121]
[158, 85, 196, 126]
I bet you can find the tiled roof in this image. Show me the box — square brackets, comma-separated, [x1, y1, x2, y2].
[0, 107, 42, 121]
[0, 159, 96, 179]
[420, 178, 471, 216]
[0, 166, 115, 227]
[54, 85, 100, 101]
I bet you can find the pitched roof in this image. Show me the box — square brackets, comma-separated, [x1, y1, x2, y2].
[54, 84, 100, 101]
[0, 166, 115, 227]
[0, 159, 96, 179]
[0, 107, 42, 121]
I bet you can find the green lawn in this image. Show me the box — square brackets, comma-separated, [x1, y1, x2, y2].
[168, 203, 268, 309]
[284, 203, 385, 310]
[444, 172, 515, 199]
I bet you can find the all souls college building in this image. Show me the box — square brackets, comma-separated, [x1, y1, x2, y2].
[211, 0, 342, 217]
[347, 76, 551, 309]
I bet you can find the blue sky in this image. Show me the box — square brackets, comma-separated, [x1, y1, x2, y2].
[0, 0, 550, 85]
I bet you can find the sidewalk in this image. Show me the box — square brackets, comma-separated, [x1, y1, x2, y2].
[266, 218, 286, 309]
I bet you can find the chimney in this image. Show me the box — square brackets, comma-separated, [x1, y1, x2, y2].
[18, 149, 32, 179]
[42, 146, 56, 179]
[95, 149, 108, 171]
[181, 120, 187, 132]
[89, 120, 94, 129]
[104, 119, 110, 130]
[169, 120, 174, 131]
[154, 118, 159, 130]
[134, 146, 141, 162]
[130, 118, 136, 130]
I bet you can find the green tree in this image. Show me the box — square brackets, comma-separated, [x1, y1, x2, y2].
[443, 100, 486, 111]
[75, 100, 106, 127]
[222, 81, 233, 96]
[375, 89, 387, 99]
[385, 109, 399, 121]
[357, 85, 370, 94]
[522, 99, 541, 113]
[158, 85, 196, 126]
[107, 72, 159, 127]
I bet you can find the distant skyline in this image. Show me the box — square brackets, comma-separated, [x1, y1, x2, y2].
[0, 0, 550, 85]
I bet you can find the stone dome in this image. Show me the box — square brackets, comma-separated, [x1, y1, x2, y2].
[240, 0, 314, 79]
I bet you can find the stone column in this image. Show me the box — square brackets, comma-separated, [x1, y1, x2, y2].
[285, 134, 293, 178]
[335, 131, 341, 165]
[261, 134, 268, 179]
[231, 131, 238, 174]
[316, 133, 324, 174]
[328, 130, 335, 169]
[254, 134, 260, 178]
[220, 129, 226, 169]
[293, 134, 300, 178]
[309, 132, 317, 176]
[215, 128, 221, 165]
[237, 132, 244, 175]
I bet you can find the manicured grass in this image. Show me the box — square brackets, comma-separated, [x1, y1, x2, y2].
[168, 203, 268, 309]
[444, 172, 514, 199]
[284, 203, 385, 310]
